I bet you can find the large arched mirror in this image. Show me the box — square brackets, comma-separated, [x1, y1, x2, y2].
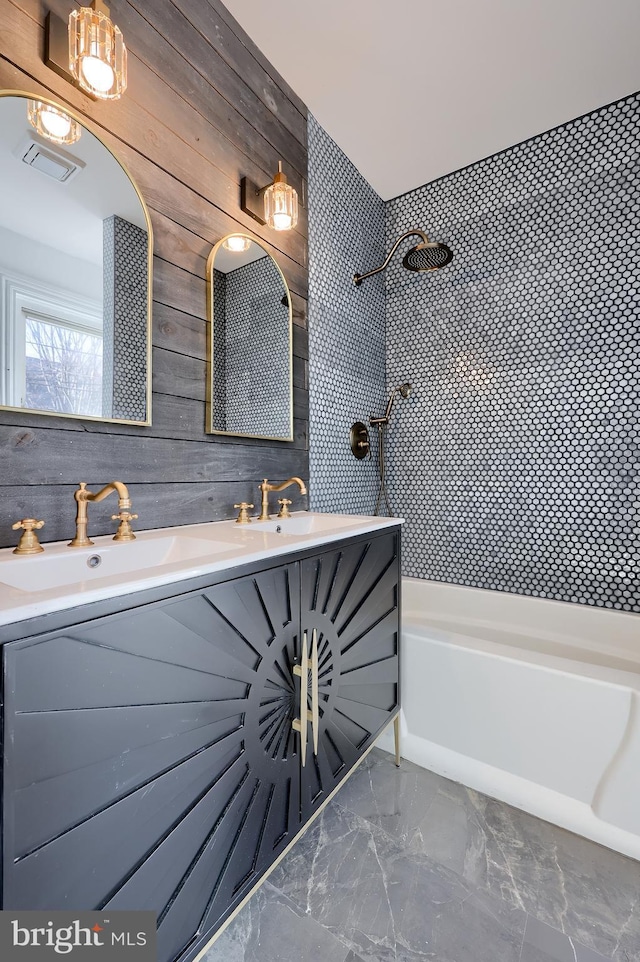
[0, 91, 152, 425]
[206, 234, 293, 441]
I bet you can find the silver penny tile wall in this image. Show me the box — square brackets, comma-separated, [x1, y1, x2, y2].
[385, 94, 640, 610]
[307, 113, 387, 514]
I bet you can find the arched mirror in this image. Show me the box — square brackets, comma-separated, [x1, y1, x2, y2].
[206, 234, 293, 441]
[0, 91, 152, 425]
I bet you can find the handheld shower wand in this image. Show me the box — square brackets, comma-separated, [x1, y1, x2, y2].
[370, 382, 412, 426]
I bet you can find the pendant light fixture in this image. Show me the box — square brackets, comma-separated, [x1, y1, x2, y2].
[45, 0, 127, 100]
[240, 161, 299, 232]
[263, 162, 298, 231]
[27, 100, 81, 146]
[69, 0, 127, 99]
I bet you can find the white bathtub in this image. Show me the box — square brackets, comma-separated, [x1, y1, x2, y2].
[377, 578, 640, 860]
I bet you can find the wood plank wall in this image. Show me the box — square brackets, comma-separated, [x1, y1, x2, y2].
[0, 0, 309, 547]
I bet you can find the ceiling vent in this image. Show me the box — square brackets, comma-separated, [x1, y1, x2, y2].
[14, 135, 85, 184]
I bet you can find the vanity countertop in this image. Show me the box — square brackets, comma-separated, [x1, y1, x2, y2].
[0, 513, 402, 629]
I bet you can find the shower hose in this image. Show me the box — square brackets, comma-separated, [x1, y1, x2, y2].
[374, 422, 393, 516]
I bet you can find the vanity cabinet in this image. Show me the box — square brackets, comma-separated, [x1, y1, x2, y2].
[1, 529, 399, 962]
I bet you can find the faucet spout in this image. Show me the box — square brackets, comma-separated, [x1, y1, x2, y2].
[269, 477, 307, 495]
[258, 477, 307, 520]
[84, 481, 132, 510]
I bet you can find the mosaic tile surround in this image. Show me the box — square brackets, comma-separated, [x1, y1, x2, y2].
[385, 94, 639, 610]
[307, 113, 387, 514]
[308, 96, 639, 611]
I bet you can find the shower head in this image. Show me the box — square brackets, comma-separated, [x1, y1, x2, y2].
[354, 230, 453, 286]
[403, 241, 453, 272]
[397, 382, 412, 399]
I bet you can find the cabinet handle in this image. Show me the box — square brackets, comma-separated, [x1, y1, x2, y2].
[310, 628, 319, 755]
[292, 631, 309, 766]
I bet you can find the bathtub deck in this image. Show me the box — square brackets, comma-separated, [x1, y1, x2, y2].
[202, 748, 639, 962]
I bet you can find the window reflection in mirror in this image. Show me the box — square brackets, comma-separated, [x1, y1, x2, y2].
[0, 92, 152, 424]
[207, 235, 293, 442]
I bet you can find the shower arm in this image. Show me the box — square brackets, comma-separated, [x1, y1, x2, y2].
[353, 230, 429, 286]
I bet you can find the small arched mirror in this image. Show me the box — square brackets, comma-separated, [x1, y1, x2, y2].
[0, 91, 152, 425]
[206, 234, 293, 441]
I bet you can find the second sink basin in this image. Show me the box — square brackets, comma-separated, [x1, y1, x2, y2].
[250, 513, 370, 536]
[0, 533, 238, 593]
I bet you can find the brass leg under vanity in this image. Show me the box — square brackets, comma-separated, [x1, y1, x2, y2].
[394, 714, 401, 767]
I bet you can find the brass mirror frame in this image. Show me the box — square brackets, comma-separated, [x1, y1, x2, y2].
[0, 89, 153, 426]
[206, 233, 294, 442]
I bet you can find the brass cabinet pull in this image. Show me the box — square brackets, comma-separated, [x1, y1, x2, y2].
[310, 628, 319, 755]
[292, 631, 309, 766]
[293, 628, 319, 766]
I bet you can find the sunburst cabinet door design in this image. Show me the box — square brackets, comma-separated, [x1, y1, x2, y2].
[2, 562, 304, 962]
[299, 532, 400, 820]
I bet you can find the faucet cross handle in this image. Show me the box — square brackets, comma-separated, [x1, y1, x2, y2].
[12, 518, 45, 555]
[234, 503, 254, 524]
[277, 498, 292, 519]
[111, 510, 138, 542]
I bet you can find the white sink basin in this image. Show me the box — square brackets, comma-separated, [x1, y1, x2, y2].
[249, 513, 370, 536]
[0, 534, 237, 593]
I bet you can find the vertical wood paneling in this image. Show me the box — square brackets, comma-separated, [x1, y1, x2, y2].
[0, 0, 308, 547]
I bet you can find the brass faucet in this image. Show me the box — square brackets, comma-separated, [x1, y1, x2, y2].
[69, 481, 137, 547]
[258, 477, 307, 520]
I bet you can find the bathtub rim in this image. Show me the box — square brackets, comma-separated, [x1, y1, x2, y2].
[402, 575, 640, 672]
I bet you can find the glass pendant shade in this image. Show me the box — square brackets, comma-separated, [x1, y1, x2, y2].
[27, 100, 81, 145]
[263, 162, 298, 231]
[223, 234, 251, 253]
[69, 3, 127, 100]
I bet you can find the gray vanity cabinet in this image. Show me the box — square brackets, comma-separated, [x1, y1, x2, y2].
[2, 529, 399, 962]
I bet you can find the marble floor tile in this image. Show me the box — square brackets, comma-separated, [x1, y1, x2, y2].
[337, 752, 486, 877]
[201, 749, 640, 962]
[462, 787, 640, 961]
[268, 802, 526, 962]
[201, 882, 351, 962]
[332, 750, 443, 846]
[338, 751, 640, 962]
[522, 915, 612, 962]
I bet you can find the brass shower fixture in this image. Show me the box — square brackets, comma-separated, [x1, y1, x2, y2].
[354, 230, 453, 285]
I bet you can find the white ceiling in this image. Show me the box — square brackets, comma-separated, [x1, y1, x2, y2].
[223, 0, 640, 200]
